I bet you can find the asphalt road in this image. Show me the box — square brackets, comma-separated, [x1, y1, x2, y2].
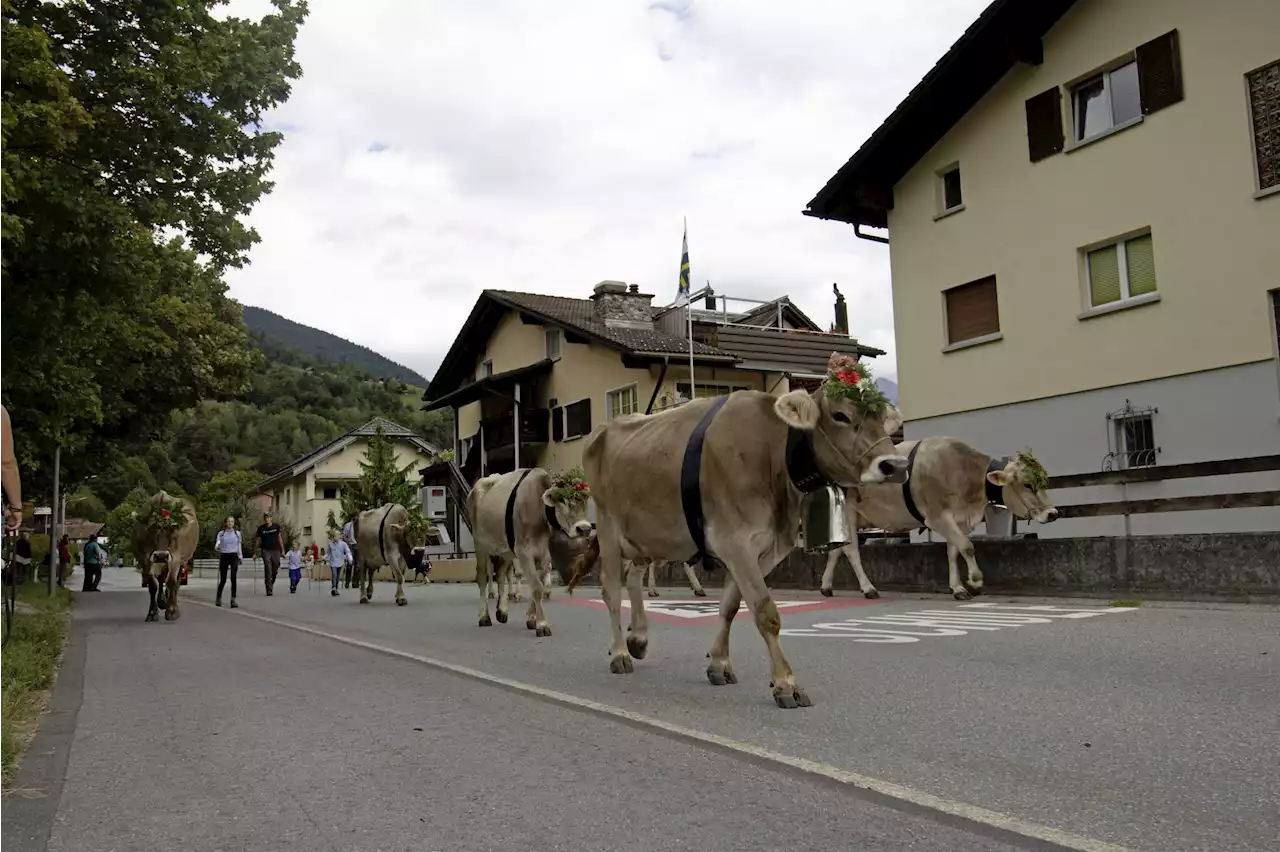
[6, 568, 1278, 852]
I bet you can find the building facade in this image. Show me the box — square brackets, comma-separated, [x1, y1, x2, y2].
[806, 0, 1280, 536]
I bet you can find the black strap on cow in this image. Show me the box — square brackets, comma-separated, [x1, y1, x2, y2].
[505, 468, 535, 551]
[544, 503, 563, 534]
[986, 457, 1009, 506]
[376, 503, 394, 563]
[902, 442, 925, 526]
[785, 428, 831, 493]
[680, 395, 730, 565]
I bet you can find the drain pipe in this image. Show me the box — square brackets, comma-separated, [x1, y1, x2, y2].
[645, 356, 670, 414]
[854, 224, 889, 245]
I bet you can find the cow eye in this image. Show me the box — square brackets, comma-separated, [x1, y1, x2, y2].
[831, 411, 851, 424]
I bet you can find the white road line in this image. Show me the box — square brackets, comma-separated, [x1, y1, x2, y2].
[189, 599, 1133, 852]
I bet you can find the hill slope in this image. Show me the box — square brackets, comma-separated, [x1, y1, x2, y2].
[242, 305, 428, 386]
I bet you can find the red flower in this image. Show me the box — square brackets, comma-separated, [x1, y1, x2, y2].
[160, 509, 171, 519]
[574, 482, 589, 490]
[836, 370, 862, 386]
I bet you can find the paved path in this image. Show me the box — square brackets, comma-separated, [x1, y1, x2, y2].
[6, 568, 1278, 852]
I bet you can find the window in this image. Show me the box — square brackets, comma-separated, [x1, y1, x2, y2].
[939, 165, 963, 214]
[562, 399, 591, 440]
[943, 276, 1000, 347]
[1085, 232, 1157, 309]
[1246, 59, 1280, 194]
[284, 490, 290, 505]
[1116, 415, 1156, 468]
[303, 526, 312, 536]
[545, 329, 562, 360]
[606, 384, 638, 420]
[323, 487, 338, 500]
[480, 360, 493, 379]
[1072, 61, 1141, 142]
[674, 382, 749, 402]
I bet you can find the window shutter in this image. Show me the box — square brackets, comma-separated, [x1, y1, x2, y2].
[552, 406, 564, 442]
[1087, 245, 1122, 305]
[1136, 29, 1183, 115]
[1025, 87, 1064, 162]
[580, 400, 592, 435]
[944, 277, 1000, 344]
[1124, 234, 1157, 296]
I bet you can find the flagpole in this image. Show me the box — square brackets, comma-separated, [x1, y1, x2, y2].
[686, 217, 696, 401]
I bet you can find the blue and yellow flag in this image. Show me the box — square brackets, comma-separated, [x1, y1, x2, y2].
[676, 220, 691, 306]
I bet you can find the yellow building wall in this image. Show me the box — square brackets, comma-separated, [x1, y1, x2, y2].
[886, 0, 1280, 421]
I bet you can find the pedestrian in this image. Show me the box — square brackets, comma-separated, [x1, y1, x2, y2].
[214, 515, 242, 608]
[341, 517, 358, 588]
[57, 535, 71, 587]
[1, 405, 22, 533]
[81, 532, 106, 592]
[286, 541, 302, 593]
[326, 529, 351, 597]
[253, 511, 283, 596]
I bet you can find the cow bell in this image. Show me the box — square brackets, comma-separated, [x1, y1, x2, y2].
[800, 485, 852, 554]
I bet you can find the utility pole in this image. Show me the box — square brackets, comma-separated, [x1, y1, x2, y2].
[48, 446, 60, 597]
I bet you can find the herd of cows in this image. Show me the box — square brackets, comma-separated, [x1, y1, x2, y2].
[131, 354, 1059, 710]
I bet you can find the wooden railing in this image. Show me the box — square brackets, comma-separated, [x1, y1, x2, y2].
[1050, 454, 1280, 519]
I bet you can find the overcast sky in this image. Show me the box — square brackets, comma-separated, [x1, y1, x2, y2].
[222, 0, 990, 384]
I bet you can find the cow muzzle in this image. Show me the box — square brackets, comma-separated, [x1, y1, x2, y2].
[1038, 507, 1060, 524]
[151, 550, 171, 564]
[861, 454, 910, 485]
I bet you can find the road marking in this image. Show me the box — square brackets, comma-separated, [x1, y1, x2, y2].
[555, 596, 875, 624]
[189, 599, 1133, 852]
[782, 602, 1136, 642]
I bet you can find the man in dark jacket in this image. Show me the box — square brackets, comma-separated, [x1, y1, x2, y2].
[253, 512, 283, 596]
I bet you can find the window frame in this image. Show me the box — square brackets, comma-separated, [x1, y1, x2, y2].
[545, 328, 562, 360]
[480, 359, 493, 379]
[604, 383, 639, 421]
[941, 275, 1002, 352]
[1078, 227, 1161, 318]
[934, 162, 964, 219]
[674, 382, 749, 403]
[562, 398, 592, 441]
[1244, 58, 1280, 199]
[322, 486, 338, 500]
[1114, 414, 1157, 469]
[1068, 56, 1142, 145]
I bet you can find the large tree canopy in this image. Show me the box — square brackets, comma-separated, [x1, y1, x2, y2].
[1, 0, 308, 489]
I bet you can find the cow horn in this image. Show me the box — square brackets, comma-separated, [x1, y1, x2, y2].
[389, 522, 406, 532]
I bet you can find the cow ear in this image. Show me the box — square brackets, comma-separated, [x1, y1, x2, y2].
[775, 390, 820, 430]
[882, 405, 903, 435]
[986, 468, 1013, 487]
[541, 488, 557, 508]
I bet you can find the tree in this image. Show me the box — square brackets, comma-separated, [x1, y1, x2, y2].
[340, 423, 432, 545]
[196, 470, 263, 512]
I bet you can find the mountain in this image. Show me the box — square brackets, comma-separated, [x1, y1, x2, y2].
[876, 378, 899, 405]
[241, 305, 429, 386]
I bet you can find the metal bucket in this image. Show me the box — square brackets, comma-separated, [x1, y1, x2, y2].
[800, 485, 852, 553]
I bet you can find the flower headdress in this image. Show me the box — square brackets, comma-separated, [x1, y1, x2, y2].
[547, 467, 591, 504]
[133, 498, 188, 533]
[822, 353, 890, 415]
[1015, 449, 1050, 492]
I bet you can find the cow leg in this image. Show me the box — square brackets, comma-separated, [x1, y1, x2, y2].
[508, 560, 523, 603]
[143, 567, 159, 622]
[822, 542, 878, 599]
[494, 558, 510, 624]
[517, 551, 550, 637]
[475, 547, 494, 627]
[714, 537, 811, 709]
[541, 565, 553, 599]
[597, 515, 632, 674]
[683, 561, 707, 597]
[645, 560, 659, 597]
[393, 559, 407, 606]
[164, 561, 181, 621]
[706, 579, 742, 686]
[624, 555, 649, 659]
[933, 513, 980, 599]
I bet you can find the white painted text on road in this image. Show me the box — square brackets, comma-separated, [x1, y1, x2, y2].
[780, 602, 1136, 643]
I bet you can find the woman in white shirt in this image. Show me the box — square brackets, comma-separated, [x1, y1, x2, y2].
[214, 516, 242, 608]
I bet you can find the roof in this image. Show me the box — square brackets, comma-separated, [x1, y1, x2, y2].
[426, 289, 736, 400]
[803, 0, 1078, 229]
[255, 418, 437, 491]
[422, 359, 555, 413]
[654, 296, 824, 332]
[708, 326, 884, 374]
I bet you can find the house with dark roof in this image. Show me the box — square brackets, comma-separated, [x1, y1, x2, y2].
[422, 280, 881, 485]
[255, 418, 437, 549]
[805, 0, 1279, 537]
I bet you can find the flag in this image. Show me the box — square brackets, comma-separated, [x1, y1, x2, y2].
[675, 220, 691, 306]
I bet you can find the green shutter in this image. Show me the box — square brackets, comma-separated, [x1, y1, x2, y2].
[1125, 234, 1157, 296]
[1088, 244, 1122, 305]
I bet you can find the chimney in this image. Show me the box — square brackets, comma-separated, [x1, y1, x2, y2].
[591, 280, 654, 329]
[832, 283, 849, 335]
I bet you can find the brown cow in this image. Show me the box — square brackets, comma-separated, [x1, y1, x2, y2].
[822, 438, 1059, 600]
[132, 490, 198, 622]
[353, 503, 414, 605]
[467, 468, 594, 635]
[583, 367, 908, 709]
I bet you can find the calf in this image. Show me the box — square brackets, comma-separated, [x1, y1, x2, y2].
[821, 438, 1058, 600]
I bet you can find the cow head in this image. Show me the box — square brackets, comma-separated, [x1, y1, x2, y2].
[542, 470, 595, 539]
[775, 355, 909, 486]
[988, 450, 1058, 523]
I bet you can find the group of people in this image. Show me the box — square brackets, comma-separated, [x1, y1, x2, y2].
[211, 512, 360, 607]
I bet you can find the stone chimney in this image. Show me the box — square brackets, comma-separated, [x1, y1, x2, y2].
[591, 280, 655, 329]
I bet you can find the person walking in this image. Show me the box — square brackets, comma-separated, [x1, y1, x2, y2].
[214, 516, 242, 608]
[81, 532, 106, 591]
[286, 541, 302, 593]
[253, 511, 283, 596]
[13, 530, 32, 584]
[2, 405, 22, 533]
[326, 530, 351, 597]
[341, 517, 358, 588]
[57, 535, 72, 587]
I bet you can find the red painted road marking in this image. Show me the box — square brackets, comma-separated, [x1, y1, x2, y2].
[552, 595, 880, 625]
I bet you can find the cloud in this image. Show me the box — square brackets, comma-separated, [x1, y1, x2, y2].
[222, 0, 992, 383]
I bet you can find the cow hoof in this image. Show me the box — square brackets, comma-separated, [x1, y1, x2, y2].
[396, 598, 407, 607]
[535, 625, 552, 638]
[145, 611, 158, 623]
[479, 614, 493, 627]
[693, 589, 707, 597]
[820, 587, 834, 598]
[966, 585, 983, 596]
[706, 664, 737, 686]
[647, 590, 659, 598]
[953, 589, 972, 601]
[526, 617, 536, 630]
[864, 589, 881, 600]
[496, 609, 508, 624]
[609, 655, 634, 674]
[359, 598, 369, 604]
[772, 685, 813, 709]
[626, 634, 648, 659]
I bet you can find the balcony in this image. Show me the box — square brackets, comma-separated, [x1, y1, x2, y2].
[481, 408, 550, 467]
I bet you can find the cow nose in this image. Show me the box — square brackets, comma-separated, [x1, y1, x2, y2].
[878, 456, 910, 484]
[1044, 508, 1059, 523]
[572, 521, 594, 538]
